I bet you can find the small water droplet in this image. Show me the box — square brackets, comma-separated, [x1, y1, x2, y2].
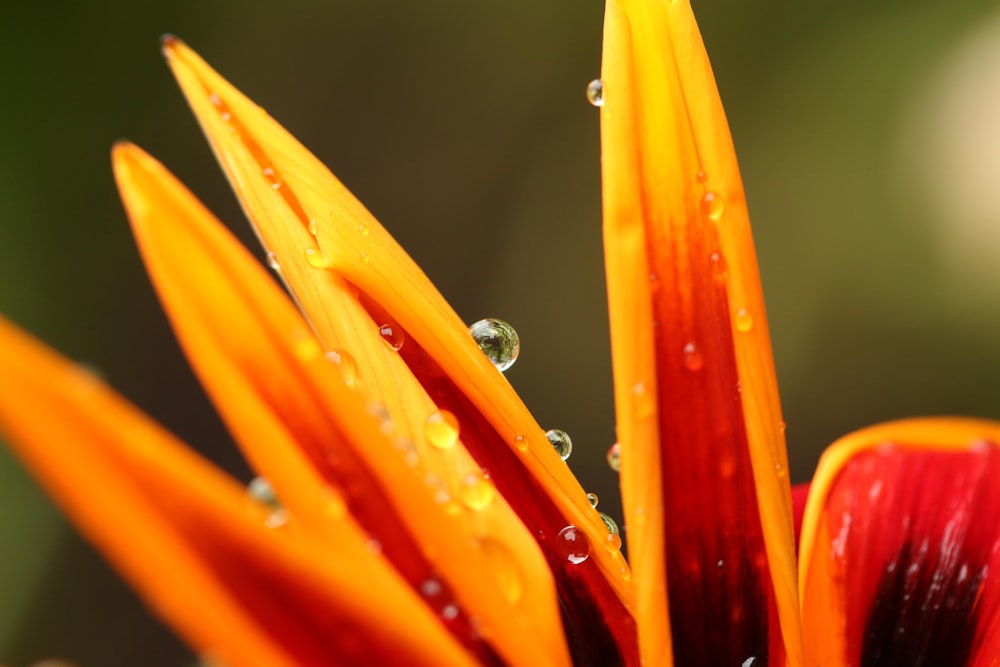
[735, 308, 753, 333]
[586, 78, 604, 106]
[779, 420, 787, 435]
[775, 462, 786, 478]
[701, 191, 724, 221]
[600, 512, 620, 536]
[586, 492, 599, 508]
[546, 429, 573, 461]
[468, 318, 520, 372]
[304, 247, 330, 269]
[556, 525, 591, 564]
[378, 323, 405, 351]
[360, 252, 370, 264]
[478, 538, 524, 604]
[325, 349, 358, 386]
[717, 559, 725, 569]
[709, 251, 728, 281]
[441, 604, 459, 621]
[308, 219, 319, 235]
[266, 251, 281, 271]
[425, 410, 460, 450]
[357, 223, 369, 236]
[682, 342, 704, 371]
[460, 470, 496, 511]
[696, 170, 708, 184]
[632, 381, 654, 418]
[247, 477, 287, 528]
[262, 166, 282, 190]
[607, 442, 621, 472]
[513, 434, 528, 452]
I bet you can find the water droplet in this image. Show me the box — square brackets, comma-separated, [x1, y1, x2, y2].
[696, 170, 708, 184]
[709, 251, 728, 281]
[307, 219, 319, 235]
[682, 342, 704, 371]
[304, 246, 330, 269]
[742, 658, 757, 667]
[586, 492, 599, 508]
[599, 512, 620, 536]
[468, 318, 520, 372]
[379, 323, 405, 351]
[441, 604, 459, 621]
[607, 442, 621, 472]
[701, 191, 724, 221]
[420, 578, 443, 597]
[357, 223, 370, 236]
[262, 166, 282, 190]
[478, 538, 524, 604]
[606, 531, 623, 552]
[546, 429, 573, 461]
[425, 410, 460, 450]
[247, 477, 287, 528]
[325, 349, 357, 386]
[460, 470, 496, 511]
[632, 381, 654, 418]
[360, 252, 370, 264]
[266, 251, 280, 271]
[586, 78, 604, 106]
[775, 462, 786, 478]
[735, 308, 753, 332]
[513, 434, 528, 452]
[779, 420, 787, 435]
[556, 525, 591, 564]
[717, 559, 725, 569]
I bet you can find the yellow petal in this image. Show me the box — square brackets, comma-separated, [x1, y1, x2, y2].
[601, 0, 802, 664]
[0, 316, 479, 667]
[163, 36, 638, 664]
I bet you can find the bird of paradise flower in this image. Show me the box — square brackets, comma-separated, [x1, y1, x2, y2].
[1, 1, 999, 666]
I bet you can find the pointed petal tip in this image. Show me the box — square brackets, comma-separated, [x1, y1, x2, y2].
[161, 33, 180, 54]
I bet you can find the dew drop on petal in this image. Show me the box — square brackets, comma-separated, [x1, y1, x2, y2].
[696, 169, 708, 184]
[357, 223, 369, 236]
[735, 308, 753, 333]
[460, 470, 496, 511]
[701, 191, 724, 221]
[775, 462, 787, 478]
[468, 318, 520, 372]
[742, 658, 757, 667]
[325, 348, 358, 386]
[600, 512, 620, 537]
[478, 537, 524, 604]
[513, 434, 529, 452]
[682, 342, 704, 371]
[546, 429, 573, 461]
[378, 323, 405, 351]
[307, 219, 319, 236]
[585, 78, 604, 106]
[709, 251, 728, 282]
[556, 525, 591, 564]
[247, 477, 286, 528]
[266, 251, 280, 271]
[425, 410, 460, 450]
[607, 442, 621, 472]
[586, 492, 599, 508]
[632, 381, 654, 418]
[304, 246, 330, 269]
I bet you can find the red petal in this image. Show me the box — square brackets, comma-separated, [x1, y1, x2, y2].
[800, 418, 1000, 666]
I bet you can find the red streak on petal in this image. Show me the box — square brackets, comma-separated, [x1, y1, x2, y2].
[823, 443, 1000, 665]
[398, 335, 639, 667]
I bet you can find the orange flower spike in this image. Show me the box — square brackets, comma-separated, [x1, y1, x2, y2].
[163, 37, 637, 664]
[601, 1, 802, 665]
[800, 418, 1000, 667]
[0, 317, 480, 667]
[113, 142, 571, 667]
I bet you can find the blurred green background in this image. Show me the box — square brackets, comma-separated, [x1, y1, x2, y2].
[2, 0, 1000, 664]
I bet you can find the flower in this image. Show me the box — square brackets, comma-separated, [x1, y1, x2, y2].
[1, 1, 998, 666]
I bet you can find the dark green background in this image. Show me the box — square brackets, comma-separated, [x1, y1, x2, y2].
[2, 1, 999, 664]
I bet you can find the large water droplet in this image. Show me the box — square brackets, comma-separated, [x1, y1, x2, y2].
[546, 429, 573, 461]
[425, 410, 460, 450]
[586, 492, 599, 508]
[556, 525, 591, 564]
[325, 348, 358, 386]
[586, 79, 604, 106]
[304, 247, 330, 269]
[479, 538, 524, 604]
[378, 323, 405, 351]
[607, 442, 621, 472]
[460, 470, 496, 511]
[468, 318, 520, 372]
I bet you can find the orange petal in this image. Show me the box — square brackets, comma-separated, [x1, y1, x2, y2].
[113, 142, 570, 667]
[799, 418, 1000, 667]
[0, 316, 479, 667]
[600, 1, 802, 665]
[162, 37, 637, 665]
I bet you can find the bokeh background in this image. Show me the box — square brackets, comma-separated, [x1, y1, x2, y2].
[2, 0, 1000, 664]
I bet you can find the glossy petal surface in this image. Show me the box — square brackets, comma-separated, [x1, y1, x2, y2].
[162, 38, 637, 666]
[800, 418, 1000, 667]
[600, 1, 801, 665]
[0, 317, 478, 667]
